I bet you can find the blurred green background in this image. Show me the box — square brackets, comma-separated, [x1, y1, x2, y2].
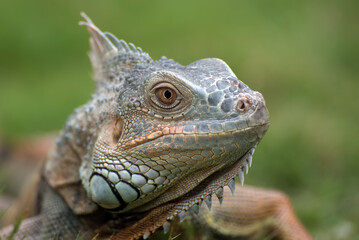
[0, 0, 358, 239]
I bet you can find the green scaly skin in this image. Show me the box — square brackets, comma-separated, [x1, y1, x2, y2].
[0, 13, 311, 240]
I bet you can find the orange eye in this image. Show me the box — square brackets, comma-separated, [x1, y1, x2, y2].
[155, 88, 177, 105]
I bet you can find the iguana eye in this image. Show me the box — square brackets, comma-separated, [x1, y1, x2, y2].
[156, 87, 177, 105]
[149, 82, 182, 109]
[146, 73, 194, 117]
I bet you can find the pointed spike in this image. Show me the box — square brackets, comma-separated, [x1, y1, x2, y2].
[129, 43, 138, 52]
[178, 210, 186, 222]
[163, 221, 170, 234]
[110, 37, 126, 52]
[247, 154, 253, 167]
[190, 203, 200, 214]
[80, 12, 94, 25]
[204, 194, 212, 210]
[198, 199, 203, 207]
[244, 162, 249, 174]
[228, 179, 235, 195]
[104, 32, 121, 47]
[238, 169, 245, 186]
[250, 147, 255, 155]
[119, 39, 131, 52]
[143, 232, 150, 239]
[137, 46, 143, 53]
[79, 13, 116, 54]
[215, 187, 224, 205]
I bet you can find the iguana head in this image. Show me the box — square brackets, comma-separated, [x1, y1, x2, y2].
[75, 13, 269, 215]
[42, 13, 269, 238]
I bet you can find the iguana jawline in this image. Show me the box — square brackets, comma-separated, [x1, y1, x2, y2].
[104, 145, 260, 239]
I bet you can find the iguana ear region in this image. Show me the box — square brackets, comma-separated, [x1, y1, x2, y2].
[79, 12, 153, 83]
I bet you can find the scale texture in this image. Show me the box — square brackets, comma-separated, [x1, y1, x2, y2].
[0, 13, 311, 240]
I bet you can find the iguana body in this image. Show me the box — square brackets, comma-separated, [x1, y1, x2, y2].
[0, 13, 311, 240]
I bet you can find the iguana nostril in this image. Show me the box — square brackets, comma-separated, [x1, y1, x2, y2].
[235, 94, 253, 113]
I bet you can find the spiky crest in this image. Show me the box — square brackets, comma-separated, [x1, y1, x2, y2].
[79, 12, 152, 83]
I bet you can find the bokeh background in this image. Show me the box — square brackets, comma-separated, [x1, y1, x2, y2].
[0, 0, 358, 239]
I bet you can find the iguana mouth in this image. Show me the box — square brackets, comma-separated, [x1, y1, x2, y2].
[90, 121, 266, 209]
[122, 124, 264, 150]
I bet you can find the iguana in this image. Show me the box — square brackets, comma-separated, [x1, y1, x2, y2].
[0, 13, 312, 240]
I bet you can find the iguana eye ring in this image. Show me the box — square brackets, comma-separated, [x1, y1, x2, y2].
[155, 87, 177, 105]
[149, 82, 182, 109]
[145, 73, 194, 117]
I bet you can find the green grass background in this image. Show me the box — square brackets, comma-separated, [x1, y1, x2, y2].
[0, 0, 358, 239]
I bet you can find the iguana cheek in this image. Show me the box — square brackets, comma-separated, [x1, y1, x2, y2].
[89, 173, 141, 210]
[90, 174, 121, 209]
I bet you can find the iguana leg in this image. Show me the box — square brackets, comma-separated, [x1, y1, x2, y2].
[194, 185, 312, 240]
